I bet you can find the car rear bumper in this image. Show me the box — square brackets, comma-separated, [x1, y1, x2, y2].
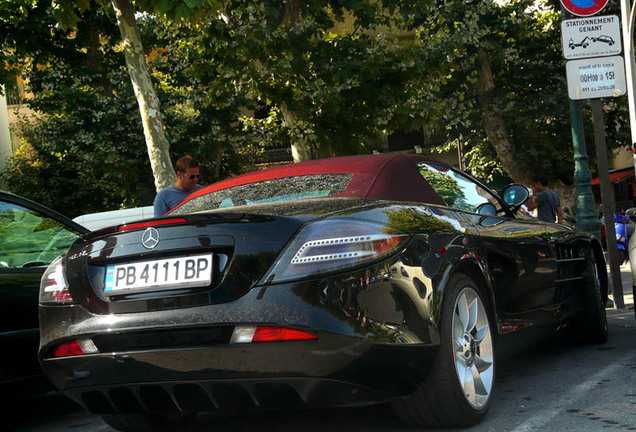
[42, 334, 437, 414]
[39, 255, 443, 413]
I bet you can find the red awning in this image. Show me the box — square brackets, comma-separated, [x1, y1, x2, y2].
[591, 167, 634, 185]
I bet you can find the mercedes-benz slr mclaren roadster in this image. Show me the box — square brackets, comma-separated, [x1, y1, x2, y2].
[38, 154, 608, 431]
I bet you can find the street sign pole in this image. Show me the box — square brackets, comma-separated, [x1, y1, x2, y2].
[560, 5, 602, 239]
[591, 99, 625, 308]
[569, 95, 602, 239]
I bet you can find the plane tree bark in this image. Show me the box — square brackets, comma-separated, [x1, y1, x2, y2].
[110, 0, 175, 191]
[475, 49, 532, 186]
[475, 49, 576, 205]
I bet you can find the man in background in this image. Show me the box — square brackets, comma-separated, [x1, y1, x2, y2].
[526, 174, 563, 224]
[153, 155, 202, 217]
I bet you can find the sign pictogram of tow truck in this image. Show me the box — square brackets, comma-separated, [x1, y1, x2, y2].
[569, 36, 591, 49]
[569, 35, 615, 50]
[561, 15, 621, 59]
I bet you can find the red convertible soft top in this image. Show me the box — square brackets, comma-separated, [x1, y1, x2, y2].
[171, 153, 446, 213]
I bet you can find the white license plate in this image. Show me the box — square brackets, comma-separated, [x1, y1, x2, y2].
[104, 254, 213, 293]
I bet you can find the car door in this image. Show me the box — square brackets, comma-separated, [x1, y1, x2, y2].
[0, 193, 85, 384]
[415, 163, 558, 320]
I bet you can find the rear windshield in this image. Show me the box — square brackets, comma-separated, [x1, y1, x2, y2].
[173, 174, 353, 214]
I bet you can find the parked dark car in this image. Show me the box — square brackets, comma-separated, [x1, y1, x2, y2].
[0, 190, 87, 392]
[591, 35, 615, 45]
[38, 154, 608, 431]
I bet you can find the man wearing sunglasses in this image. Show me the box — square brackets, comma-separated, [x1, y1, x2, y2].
[153, 155, 203, 217]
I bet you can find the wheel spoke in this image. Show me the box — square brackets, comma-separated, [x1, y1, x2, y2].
[456, 359, 468, 381]
[457, 293, 469, 332]
[453, 311, 465, 340]
[471, 364, 488, 396]
[476, 359, 493, 393]
[474, 323, 489, 343]
[463, 365, 477, 405]
[466, 297, 478, 333]
[454, 336, 466, 356]
[474, 354, 493, 375]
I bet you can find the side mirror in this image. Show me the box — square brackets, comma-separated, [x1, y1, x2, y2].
[625, 207, 636, 221]
[501, 184, 530, 208]
[476, 203, 497, 216]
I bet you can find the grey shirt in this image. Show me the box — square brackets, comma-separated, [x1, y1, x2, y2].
[534, 189, 560, 223]
[153, 184, 202, 217]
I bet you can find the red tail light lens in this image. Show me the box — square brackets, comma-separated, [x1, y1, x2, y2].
[118, 218, 187, 232]
[252, 327, 317, 343]
[50, 339, 99, 358]
[262, 220, 407, 284]
[51, 340, 84, 357]
[230, 326, 317, 344]
[39, 255, 73, 305]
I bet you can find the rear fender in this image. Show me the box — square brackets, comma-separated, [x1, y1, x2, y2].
[432, 254, 499, 336]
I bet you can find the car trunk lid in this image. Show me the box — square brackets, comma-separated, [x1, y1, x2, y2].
[64, 199, 369, 314]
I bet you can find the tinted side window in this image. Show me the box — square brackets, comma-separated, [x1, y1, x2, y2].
[0, 201, 80, 268]
[417, 163, 498, 213]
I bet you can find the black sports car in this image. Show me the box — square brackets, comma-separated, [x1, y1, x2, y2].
[38, 154, 608, 431]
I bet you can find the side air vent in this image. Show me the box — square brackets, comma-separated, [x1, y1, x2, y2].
[554, 244, 586, 301]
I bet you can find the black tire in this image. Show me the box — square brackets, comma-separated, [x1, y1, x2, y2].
[392, 273, 495, 427]
[101, 412, 195, 432]
[576, 250, 608, 344]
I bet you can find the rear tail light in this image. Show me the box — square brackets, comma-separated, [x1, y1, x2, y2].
[261, 219, 407, 284]
[49, 339, 99, 358]
[40, 255, 73, 305]
[231, 326, 317, 343]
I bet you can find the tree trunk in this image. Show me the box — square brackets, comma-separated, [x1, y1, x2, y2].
[281, 102, 314, 162]
[277, 0, 313, 163]
[110, 0, 175, 191]
[475, 50, 531, 186]
[474, 50, 577, 211]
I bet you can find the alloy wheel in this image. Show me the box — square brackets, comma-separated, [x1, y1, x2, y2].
[452, 287, 494, 409]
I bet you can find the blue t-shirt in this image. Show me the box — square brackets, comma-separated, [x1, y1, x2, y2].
[153, 184, 202, 217]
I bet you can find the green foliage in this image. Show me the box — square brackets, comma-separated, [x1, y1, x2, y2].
[2, 0, 631, 217]
[166, 1, 443, 157]
[416, 0, 630, 184]
[0, 2, 241, 216]
[138, 0, 221, 20]
[1, 2, 151, 216]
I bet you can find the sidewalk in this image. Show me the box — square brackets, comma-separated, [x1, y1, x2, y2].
[607, 262, 635, 310]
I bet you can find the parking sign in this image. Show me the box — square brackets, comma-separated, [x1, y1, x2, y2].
[560, 0, 609, 17]
[561, 15, 622, 59]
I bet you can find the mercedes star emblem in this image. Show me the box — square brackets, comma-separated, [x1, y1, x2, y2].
[141, 227, 160, 249]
